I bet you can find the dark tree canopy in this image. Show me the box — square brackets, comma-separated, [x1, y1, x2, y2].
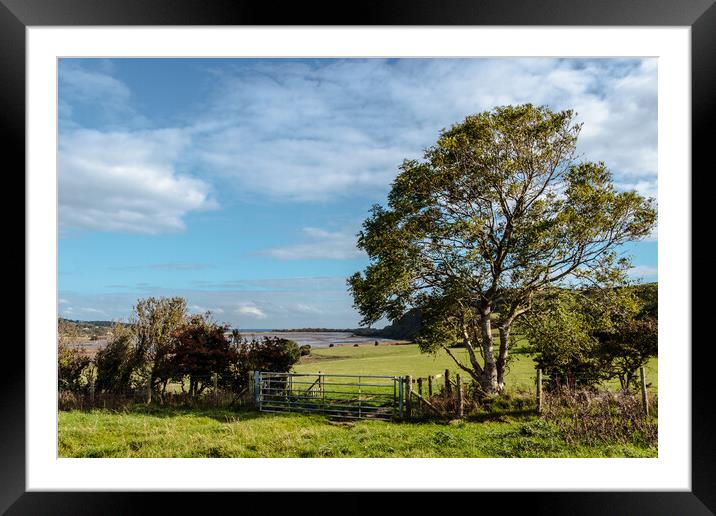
[349, 104, 656, 394]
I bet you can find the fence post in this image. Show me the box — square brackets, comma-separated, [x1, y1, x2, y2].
[213, 372, 219, 406]
[444, 369, 452, 398]
[456, 373, 463, 418]
[536, 368, 543, 414]
[405, 375, 412, 419]
[89, 376, 95, 407]
[248, 371, 255, 405]
[640, 366, 649, 417]
[398, 376, 404, 418]
[417, 378, 423, 412]
[428, 375, 433, 397]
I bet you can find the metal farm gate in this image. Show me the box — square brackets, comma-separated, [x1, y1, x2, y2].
[255, 372, 403, 420]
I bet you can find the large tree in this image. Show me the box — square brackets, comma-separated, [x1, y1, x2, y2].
[132, 296, 187, 402]
[349, 104, 656, 394]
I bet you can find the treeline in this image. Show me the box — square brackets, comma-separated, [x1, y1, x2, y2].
[58, 297, 302, 403]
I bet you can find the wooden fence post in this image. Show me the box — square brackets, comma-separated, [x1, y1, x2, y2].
[89, 376, 95, 407]
[428, 375, 433, 397]
[444, 369, 452, 398]
[248, 371, 256, 406]
[417, 378, 423, 413]
[640, 366, 649, 417]
[456, 373, 463, 418]
[405, 375, 413, 419]
[536, 368, 543, 414]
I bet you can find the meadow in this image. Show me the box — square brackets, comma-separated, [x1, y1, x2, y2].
[58, 342, 658, 458]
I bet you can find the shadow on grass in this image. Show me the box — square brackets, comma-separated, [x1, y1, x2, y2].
[465, 408, 538, 423]
[62, 402, 540, 426]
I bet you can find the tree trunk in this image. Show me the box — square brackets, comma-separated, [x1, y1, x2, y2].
[496, 326, 510, 392]
[479, 307, 498, 394]
[146, 374, 154, 404]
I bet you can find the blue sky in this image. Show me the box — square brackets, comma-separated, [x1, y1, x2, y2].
[58, 58, 658, 328]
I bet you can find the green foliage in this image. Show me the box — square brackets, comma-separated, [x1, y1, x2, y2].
[349, 104, 656, 393]
[299, 344, 312, 356]
[594, 318, 658, 389]
[166, 315, 236, 397]
[58, 317, 92, 393]
[631, 282, 658, 320]
[132, 296, 187, 396]
[94, 324, 139, 394]
[225, 337, 302, 392]
[520, 287, 656, 389]
[58, 343, 91, 393]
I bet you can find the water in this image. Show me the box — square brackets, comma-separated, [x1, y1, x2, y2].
[72, 331, 405, 353]
[235, 331, 403, 348]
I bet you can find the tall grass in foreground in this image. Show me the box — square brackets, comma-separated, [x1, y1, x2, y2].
[58, 406, 656, 458]
[542, 388, 658, 448]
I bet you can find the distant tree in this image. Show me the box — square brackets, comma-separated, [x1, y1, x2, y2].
[349, 104, 656, 394]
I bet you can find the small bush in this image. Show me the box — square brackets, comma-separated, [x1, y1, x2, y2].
[542, 388, 657, 448]
[353, 343, 359, 347]
[299, 344, 312, 356]
[58, 342, 91, 394]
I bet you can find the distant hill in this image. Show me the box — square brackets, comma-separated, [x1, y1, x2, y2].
[58, 318, 129, 340]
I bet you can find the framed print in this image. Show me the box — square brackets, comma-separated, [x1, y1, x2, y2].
[5, 0, 712, 513]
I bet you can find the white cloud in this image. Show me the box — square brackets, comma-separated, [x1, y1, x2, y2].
[295, 303, 323, 315]
[58, 298, 70, 304]
[59, 60, 148, 129]
[236, 304, 267, 319]
[59, 128, 217, 234]
[79, 307, 108, 316]
[628, 265, 658, 279]
[190, 304, 225, 314]
[259, 227, 364, 260]
[192, 58, 657, 202]
[60, 61, 130, 107]
[59, 58, 657, 233]
[58, 279, 376, 328]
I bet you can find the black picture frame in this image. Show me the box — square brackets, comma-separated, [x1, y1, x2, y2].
[4, 0, 710, 513]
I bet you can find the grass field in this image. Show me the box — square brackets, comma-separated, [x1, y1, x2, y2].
[58, 406, 655, 458]
[294, 342, 658, 392]
[58, 342, 658, 458]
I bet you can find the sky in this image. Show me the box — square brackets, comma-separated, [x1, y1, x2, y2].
[58, 58, 658, 328]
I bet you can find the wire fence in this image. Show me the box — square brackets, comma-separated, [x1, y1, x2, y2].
[255, 372, 400, 420]
[58, 373, 252, 411]
[58, 366, 656, 423]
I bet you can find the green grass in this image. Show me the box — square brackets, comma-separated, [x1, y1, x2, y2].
[295, 342, 536, 384]
[59, 342, 658, 458]
[295, 342, 658, 392]
[58, 406, 656, 458]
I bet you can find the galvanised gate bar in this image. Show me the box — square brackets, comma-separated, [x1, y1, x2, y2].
[255, 372, 404, 420]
